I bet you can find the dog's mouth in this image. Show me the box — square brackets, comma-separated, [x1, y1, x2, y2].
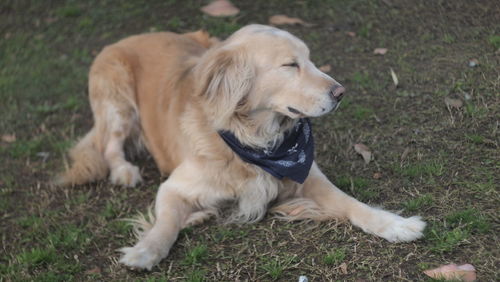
[287, 102, 342, 118]
[287, 106, 303, 116]
[332, 100, 342, 112]
[287, 106, 311, 118]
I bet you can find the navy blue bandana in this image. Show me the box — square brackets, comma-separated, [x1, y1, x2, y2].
[219, 118, 314, 184]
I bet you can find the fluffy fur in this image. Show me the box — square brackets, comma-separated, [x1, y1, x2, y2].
[58, 25, 426, 270]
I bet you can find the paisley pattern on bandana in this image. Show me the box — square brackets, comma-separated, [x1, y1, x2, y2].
[218, 118, 314, 184]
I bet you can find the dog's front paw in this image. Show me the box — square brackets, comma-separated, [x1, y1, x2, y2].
[119, 243, 164, 271]
[110, 163, 142, 187]
[378, 215, 426, 243]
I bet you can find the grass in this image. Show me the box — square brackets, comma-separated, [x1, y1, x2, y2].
[403, 194, 434, 212]
[427, 226, 470, 254]
[212, 227, 248, 242]
[323, 248, 346, 266]
[335, 175, 378, 201]
[395, 161, 445, 179]
[353, 105, 374, 120]
[446, 208, 491, 233]
[465, 134, 485, 144]
[488, 35, 500, 49]
[185, 269, 206, 282]
[1, 0, 499, 280]
[183, 244, 208, 266]
[17, 248, 57, 268]
[443, 33, 456, 44]
[260, 256, 297, 280]
[46, 224, 90, 250]
[426, 209, 491, 254]
[10, 246, 83, 281]
[351, 71, 375, 90]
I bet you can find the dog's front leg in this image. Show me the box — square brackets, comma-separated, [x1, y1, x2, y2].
[302, 162, 426, 242]
[119, 177, 193, 270]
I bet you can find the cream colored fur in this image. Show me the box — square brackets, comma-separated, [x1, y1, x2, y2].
[58, 25, 426, 270]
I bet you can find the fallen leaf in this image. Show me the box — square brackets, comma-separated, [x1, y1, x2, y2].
[345, 31, 356, 37]
[319, 64, 331, 72]
[84, 267, 101, 275]
[339, 262, 348, 274]
[372, 172, 382, 179]
[45, 17, 57, 24]
[444, 97, 463, 109]
[373, 48, 388, 55]
[423, 263, 476, 282]
[1, 134, 16, 143]
[354, 143, 372, 164]
[269, 15, 312, 27]
[201, 0, 239, 17]
[390, 68, 399, 87]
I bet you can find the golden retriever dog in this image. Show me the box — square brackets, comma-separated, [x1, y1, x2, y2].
[58, 24, 426, 270]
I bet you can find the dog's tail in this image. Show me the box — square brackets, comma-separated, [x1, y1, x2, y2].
[55, 128, 108, 186]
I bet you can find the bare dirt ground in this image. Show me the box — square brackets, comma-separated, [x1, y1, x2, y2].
[1, 0, 499, 281]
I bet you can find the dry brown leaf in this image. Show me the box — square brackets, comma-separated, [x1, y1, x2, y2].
[373, 48, 388, 55]
[423, 263, 476, 282]
[1, 134, 16, 143]
[84, 267, 101, 275]
[339, 262, 348, 274]
[372, 172, 382, 179]
[45, 17, 57, 24]
[444, 97, 463, 109]
[201, 0, 239, 17]
[269, 15, 312, 27]
[319, 64, 331, 72]
[354, 143, 372, 164]
[345, 31, 356, 37]
[390, 68, 399, 87]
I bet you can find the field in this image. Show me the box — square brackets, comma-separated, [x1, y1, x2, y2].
[1, 0, 499, 281]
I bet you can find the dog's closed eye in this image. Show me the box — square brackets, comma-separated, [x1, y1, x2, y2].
[282, 62, 299, 68]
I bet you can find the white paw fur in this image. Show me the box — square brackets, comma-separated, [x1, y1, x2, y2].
[119, 243, 165, 271]
[374, 211, 426, 242]
[110, 163, 142, 187]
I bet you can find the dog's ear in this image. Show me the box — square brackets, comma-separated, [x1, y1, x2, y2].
[195, 45, 255, 128]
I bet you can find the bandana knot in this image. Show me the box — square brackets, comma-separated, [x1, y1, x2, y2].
[218, 118, 314, 183]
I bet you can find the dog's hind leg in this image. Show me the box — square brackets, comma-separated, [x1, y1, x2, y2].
[101, 104, 142, 187]
[89, 51, 143, 187]
[59, 48, 143, 187]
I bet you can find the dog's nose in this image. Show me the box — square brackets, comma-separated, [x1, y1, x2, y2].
[329, 84, 346, 101]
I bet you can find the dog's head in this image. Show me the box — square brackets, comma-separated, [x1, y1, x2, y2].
[195, 24, 345, 146]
